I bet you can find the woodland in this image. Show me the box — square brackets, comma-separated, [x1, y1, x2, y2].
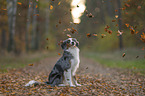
[0, 0, 145, 95]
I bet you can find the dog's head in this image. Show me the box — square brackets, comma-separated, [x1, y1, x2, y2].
[61, 38, 79, 50]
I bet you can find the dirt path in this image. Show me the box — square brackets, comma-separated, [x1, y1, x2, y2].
[0, 56, 145, 95]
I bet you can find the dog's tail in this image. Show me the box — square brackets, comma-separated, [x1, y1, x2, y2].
[25, 80, 53, 87]
[25, 80, 41, 87]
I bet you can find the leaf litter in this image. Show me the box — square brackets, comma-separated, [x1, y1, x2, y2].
[0, 57, 145, 96]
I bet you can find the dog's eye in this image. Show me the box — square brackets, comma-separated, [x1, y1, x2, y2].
[67, 40, 70, 43]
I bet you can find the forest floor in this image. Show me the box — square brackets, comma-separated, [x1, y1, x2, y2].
[0, 56, 145, 96]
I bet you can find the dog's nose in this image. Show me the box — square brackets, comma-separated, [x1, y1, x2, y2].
[72, 42, 74, 45]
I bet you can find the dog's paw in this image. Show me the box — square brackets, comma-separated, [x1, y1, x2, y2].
[70, 84, 76, 87]
[58, 84, 66, 87]
[76, 84, 81, 87]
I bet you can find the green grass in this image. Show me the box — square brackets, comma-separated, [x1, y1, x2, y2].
[83, 48, 145, 74]
[0, 51, 57, 73]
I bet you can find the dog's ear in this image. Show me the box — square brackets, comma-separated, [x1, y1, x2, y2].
[61, 41, 66, 50]
[76, 41, 79, 47]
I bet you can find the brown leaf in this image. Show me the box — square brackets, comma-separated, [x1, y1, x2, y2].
[122, 53, 126, 57]
[86, 33, 91, 38]
[28, 64, 34, 66]
[67, 34, 71, 38]
[140, 32, 145, 43]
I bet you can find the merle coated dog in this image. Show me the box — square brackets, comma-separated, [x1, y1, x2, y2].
[25, 38, 81, 87]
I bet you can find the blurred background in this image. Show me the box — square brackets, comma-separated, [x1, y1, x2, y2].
[0, 0, 145, 73]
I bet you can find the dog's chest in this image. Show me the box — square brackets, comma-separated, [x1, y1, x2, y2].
[67, 47, 80, 68]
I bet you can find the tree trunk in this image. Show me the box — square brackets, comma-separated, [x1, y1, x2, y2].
[117, 0, 123, 50]
[1, 29, 6, 49]
[7, 0, 17, 52]
[31, 0, 39, 50]
[26, 0, 33, 52]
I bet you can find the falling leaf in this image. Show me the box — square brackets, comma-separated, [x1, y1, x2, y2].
[135, 31, 139, 34]
[107, 30, 112, 34]
[70, 27, 77, 34]
[67, 28, 71, 31]
[58, 20, 61, 24]
[70, 9, 72, 11]
[115, 15, 118, 18]
[117, 30, 123, 36]
[125, 23, 129, 27]
[136, 56, 139, 58]
[140, 32, 145, 43]
[34, 14, 39, 16]
[86, 33, 91, 38]
[115, 9, 118, 12]
[46, 38, 49, 40]
[125, 12, 128, 15]
[46, 46, 49, 49]
[17, 2, 22, 5]
[112, 20, 116, 22]
[67, 34, 71, 38]
[101, 34, 106, 38]
[58, 1, 61, 5]
[125, 3, 130, 7]
[137, 6, 141, 10]
[87, 13, 94, 18]
[93, 34, 97, 36]
[122, 53, 126, 57]
[36, 5, 38, 8]
[129, 26, 135, 34]
[58, 53, 61, 55]
[50, 5, 53, 10]
[56, 24, 58, 28]
[77, 5, 79, 7]
[28, 64, 34, 66]
[2, 8, 7, 10]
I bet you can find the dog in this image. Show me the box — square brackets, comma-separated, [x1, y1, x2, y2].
[25, 38, 81, 87]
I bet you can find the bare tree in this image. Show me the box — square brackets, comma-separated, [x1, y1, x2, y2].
[26, 0, 33, 52]
[7, 0, 17, 52]
[117, 0, 123, 50]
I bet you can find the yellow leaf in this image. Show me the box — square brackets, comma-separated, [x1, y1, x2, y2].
[50, 5, 53, 10]
[36, 5, 38, 8]
[58, 1, 61, 5]
[115, 15, 118, 18]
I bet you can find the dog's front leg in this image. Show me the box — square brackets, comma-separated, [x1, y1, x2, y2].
[72, 76, 81, 86]
[64, 69, 76, 87]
